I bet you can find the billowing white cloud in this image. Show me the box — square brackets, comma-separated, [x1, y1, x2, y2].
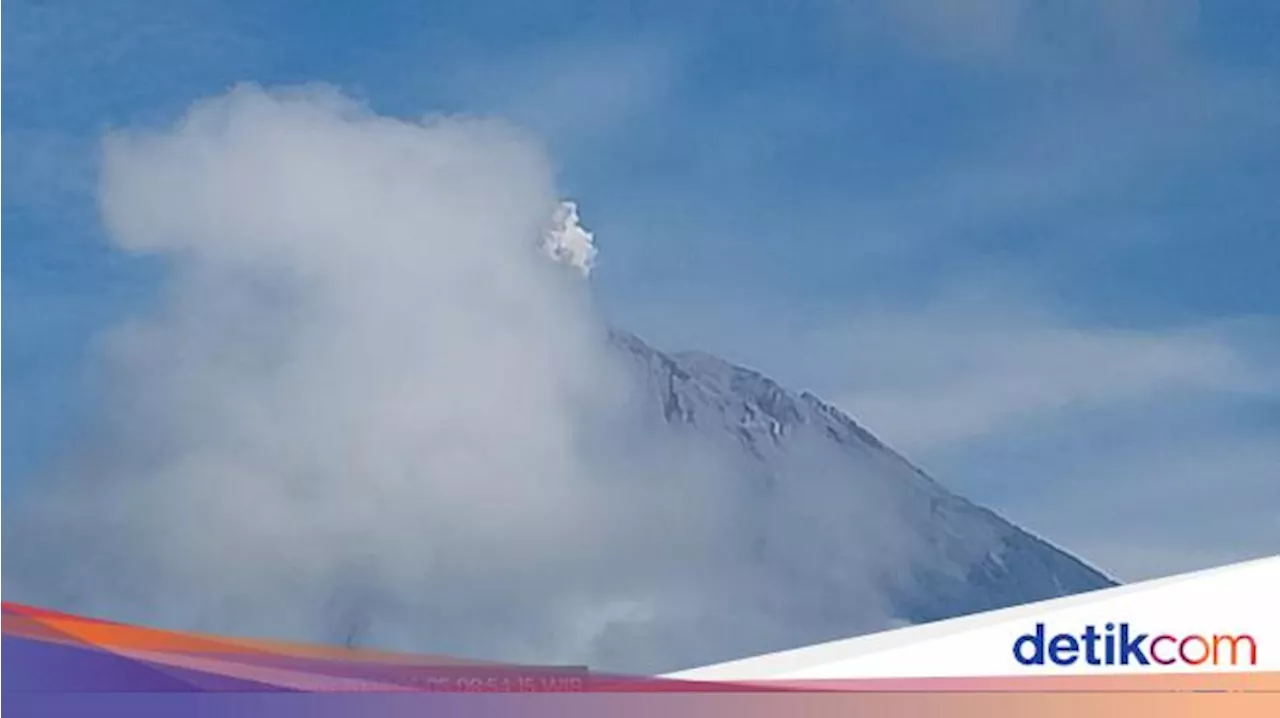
[7, 84, 728, 669]
[4, 84, 919, 674]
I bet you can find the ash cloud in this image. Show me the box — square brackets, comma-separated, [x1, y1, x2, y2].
[3, 84, 909, 673]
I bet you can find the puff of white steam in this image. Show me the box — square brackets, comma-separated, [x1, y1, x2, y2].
[540, 201, 597, 276]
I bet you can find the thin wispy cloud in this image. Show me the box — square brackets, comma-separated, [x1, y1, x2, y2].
[853, 0, 1200, 71]
[420, 35, 687, 158]
[825, 303, 1274, 455]
[811, 298, 1278, 584]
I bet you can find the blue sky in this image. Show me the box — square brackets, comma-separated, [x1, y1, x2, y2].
[4, 0, 1278, 580]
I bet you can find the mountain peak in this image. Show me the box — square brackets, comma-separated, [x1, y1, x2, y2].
[608, 328, 1114, 644]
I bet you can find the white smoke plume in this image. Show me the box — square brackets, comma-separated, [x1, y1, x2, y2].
[540, 201, 597, 276]
[4, 84, 912, 674]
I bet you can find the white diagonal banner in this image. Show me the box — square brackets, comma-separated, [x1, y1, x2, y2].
[670, 556, 1279, 680]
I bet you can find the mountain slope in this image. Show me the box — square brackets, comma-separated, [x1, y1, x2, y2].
[608, 329, 1114, 642]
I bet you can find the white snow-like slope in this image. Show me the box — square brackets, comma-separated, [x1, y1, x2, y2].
[600, 328, 1114, 670]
